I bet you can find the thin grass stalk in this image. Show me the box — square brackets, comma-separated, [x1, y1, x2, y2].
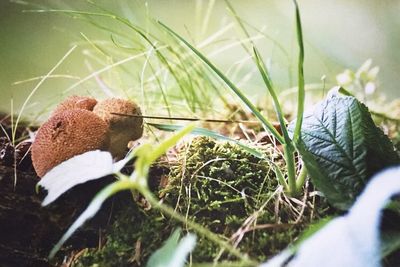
[225, 0, 293, 86]
[147, 59, 172, 119]
[292, 0, 305, 143]
[252, 47, 291, 146]
[25, 9, 197, 112]
[253, 46, 299, 194]
[12, 45, 77, 143]
[158, 21, 284, 144]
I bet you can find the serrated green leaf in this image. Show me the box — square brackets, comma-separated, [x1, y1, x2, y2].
[293, 95, 399, 209]
[148, 122, 264, 159]
[146, 229, 197, 267]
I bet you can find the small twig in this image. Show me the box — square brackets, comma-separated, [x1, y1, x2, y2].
[111, 113, 262, 124]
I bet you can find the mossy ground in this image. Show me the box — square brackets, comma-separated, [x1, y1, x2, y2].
[74, 137, 334, 266]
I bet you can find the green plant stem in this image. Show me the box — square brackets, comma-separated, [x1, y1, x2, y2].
[275, 165, 289, 192]
[295, 164, 308, 191]
[140, 189, 258, 266]
[283, 144, 297, 196]
[253, 47, 291, 145]
[292, 0, 305, 144]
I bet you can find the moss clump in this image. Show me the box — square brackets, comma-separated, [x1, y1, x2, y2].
[163, 137, 315, 262]
[74, 204, 174, 267]
[74, 136, 332, 266]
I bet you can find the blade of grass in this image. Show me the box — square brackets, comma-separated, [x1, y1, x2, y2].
[292, 0, 305, 144]
[12, 45, 77, 143]
[253, 47, 291, 146]
[200, 0, 216, 38]
[224, 0, 290, 62]
[25, 9, 196, 111]
[157, 21, 284, 144]
[148, 63, 173, 117]
[13, 75, 80, 85]
[225, 0, 293, 87]
[147, 124, 195, 163]
[274, 165, 289, 192]
[64, 47, 167, 92]
[80, 32, 110, 58]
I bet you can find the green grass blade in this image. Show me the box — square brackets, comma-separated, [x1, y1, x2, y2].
[253, 47, 291, 145]
[292, 0, 305, 143]
[149, 122, 265, 159]
[24, 9, 197, 111]
[148, 124, 195, 163]
[158, 21, 284, 145]
[146, 59, 172, 119]
[146, 228, 197, 267]
[274, 165, 289, 192]
[225, 0, 291, 62]
[12, 45, 77, 142]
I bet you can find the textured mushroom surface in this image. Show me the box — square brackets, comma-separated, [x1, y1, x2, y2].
[52, 95, 98, 116]
[32, 109, 110, 177]
[93, 98, 143, 159]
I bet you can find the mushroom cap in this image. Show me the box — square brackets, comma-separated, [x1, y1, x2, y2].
[52, 95, 98, 116]
[32, 109, 110, 177]
[93, 98, 143, 159]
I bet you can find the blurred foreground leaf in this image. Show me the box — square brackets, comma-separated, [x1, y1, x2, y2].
[38, 150, 114, 206]
[260, 166, 400, 267]
[146, 229, 197, 267]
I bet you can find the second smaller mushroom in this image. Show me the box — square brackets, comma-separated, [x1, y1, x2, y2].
[51, 95, 98, 116]
[93, 98, 143, 159]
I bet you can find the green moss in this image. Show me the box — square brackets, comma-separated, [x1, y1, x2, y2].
[74, 137, 331, 266]
[163, 137, 315, 262]
[75, 205, 174, 267]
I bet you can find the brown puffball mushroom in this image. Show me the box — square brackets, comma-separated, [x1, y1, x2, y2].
[93, 98, 143, 159]
[51, 95, 98, 116]
[31, 109, 110, 177]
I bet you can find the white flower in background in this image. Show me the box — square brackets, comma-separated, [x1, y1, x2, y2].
[336, 69, 354, 86]
[365, 82, 377, 95]
[335, 59, 381, 101]
[260, 166, 400, 267]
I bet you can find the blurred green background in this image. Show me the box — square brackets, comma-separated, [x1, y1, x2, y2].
[0, 0, 399, 119]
